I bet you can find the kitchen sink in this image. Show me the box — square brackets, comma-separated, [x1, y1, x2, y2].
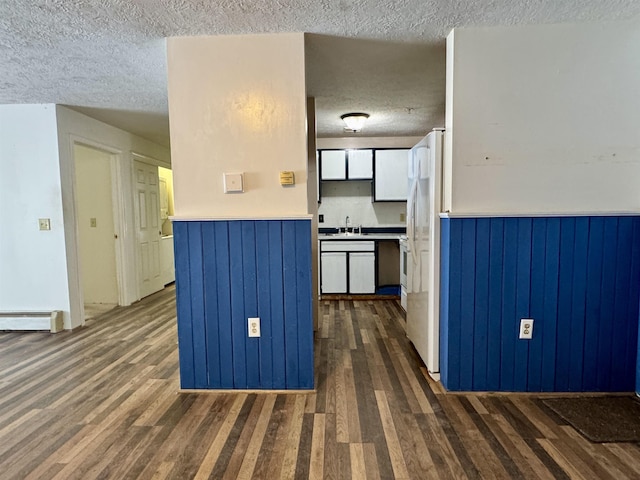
[321, 231, 368, 238]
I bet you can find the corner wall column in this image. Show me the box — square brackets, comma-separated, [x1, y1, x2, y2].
[167, 33, 314, 389]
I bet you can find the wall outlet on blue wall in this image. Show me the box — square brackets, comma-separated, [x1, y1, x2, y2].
[248, 317, 261, 337]
[519, 318, 533, 339]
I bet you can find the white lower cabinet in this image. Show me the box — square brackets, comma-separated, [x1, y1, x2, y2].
[160, 235, 175, 285]
[321, 252, 347, 293]
[320, 241, 375, 294]
[348, 252, 375, 294]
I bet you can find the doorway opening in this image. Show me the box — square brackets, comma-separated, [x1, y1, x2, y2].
[73, 143, 120, 320]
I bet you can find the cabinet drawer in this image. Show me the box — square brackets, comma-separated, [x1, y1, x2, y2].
[321, 241, 375, 252]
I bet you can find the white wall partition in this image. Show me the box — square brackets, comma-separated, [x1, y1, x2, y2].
[0, 105, 72, 324]
[445, 21, 640, 215]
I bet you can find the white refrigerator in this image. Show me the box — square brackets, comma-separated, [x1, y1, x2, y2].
[406, 128, 444, 377]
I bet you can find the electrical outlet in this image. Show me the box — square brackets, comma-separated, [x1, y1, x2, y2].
[400, 213, 406, 222]
[38, 218, 51, 231]
[90, 218, 97, 228]
[248, 317, 260, 337]
[519, 318, 533, 339]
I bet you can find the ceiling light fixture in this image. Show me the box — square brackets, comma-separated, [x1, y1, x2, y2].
[341, 112, 370, 132]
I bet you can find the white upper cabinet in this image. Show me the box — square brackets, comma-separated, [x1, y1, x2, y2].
[318, 147, 409, 201]
[320, 150, 347, 180]
[321, 149, 373, 181]
[347, 149, 373, 179]
[374, 149, 409, 201]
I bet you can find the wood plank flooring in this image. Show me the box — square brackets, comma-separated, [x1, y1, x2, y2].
[1, 285, 639, 479]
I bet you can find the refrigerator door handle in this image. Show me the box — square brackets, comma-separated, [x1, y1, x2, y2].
[407, 179, 419, 265]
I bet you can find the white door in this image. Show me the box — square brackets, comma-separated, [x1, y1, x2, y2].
[74, 144, 119, 306]
[134, 160, 163, 298]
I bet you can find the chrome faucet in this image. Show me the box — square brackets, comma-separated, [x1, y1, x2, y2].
[345, 216, 350, 232]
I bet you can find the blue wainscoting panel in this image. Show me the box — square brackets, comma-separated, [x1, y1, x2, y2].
[173, 219, 314, 390]
[440, 216, 640, 392]
[439, 219, 451, 387]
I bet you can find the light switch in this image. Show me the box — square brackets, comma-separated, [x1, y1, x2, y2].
[90, 218, 97, 228]
[223, 173, 244, 193]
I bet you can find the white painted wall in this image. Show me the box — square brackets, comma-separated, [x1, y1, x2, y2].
[445, 21, 640, 215]
[167, 33, 309, 218]
[74, 144, 118, 305]
[319, 182, 406, 229]
[316, 137, 422, 150]
[0, 105, 72, 324]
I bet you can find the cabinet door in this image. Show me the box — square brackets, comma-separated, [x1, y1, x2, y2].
[321, 252, 347, 293]
[349, 252, 375, 294]
[320, 150, 346, 180]
[374, 149, 409, 201]
[347, 149, 373, 179]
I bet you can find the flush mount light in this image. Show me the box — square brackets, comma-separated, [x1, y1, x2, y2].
[340, 112, 370, 132]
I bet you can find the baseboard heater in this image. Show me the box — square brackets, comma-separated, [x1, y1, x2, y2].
[0, 311, 64, 333]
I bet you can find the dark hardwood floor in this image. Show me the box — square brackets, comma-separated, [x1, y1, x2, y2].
[1, 285, 639, 479]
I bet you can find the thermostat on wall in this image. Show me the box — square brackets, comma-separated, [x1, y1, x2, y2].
[280, 171, 295, 186]
[223, 172, 244, 193]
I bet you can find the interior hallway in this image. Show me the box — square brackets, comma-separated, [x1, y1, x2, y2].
[0, 286, 639, 479]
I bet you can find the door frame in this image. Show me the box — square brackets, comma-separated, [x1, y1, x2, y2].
[70, 136, 126, 323]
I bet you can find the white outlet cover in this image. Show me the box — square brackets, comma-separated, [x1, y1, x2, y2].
[519, 318, 533, 339]
[248, 317, 260, 337]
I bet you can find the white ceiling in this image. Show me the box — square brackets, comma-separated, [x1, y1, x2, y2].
[2, 1, 639, 147]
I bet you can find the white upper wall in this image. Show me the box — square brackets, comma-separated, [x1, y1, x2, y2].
[0, 104, 71, 317]
[317, 136, 423, 150]
[445, 21, 640, 215]
[167, 33, 309, 218]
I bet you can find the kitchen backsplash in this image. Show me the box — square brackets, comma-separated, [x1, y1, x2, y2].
[318, 180, 406, 229]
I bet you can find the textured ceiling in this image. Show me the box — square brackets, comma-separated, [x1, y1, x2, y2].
[1, 1, 639, 146]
